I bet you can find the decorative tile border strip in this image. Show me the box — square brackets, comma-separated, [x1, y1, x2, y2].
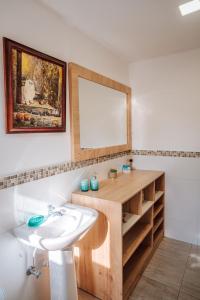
[132, 149, 200, 158]
[1, 149, 199, 191]
[0, 150, 131, 191]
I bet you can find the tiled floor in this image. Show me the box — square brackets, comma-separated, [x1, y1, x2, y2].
[78, 238, 200, 300]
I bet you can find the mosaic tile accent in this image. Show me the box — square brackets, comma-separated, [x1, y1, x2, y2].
[132, 149, 200, 158]
[1, 149, 199, 191]
[0, 150, 131, 191]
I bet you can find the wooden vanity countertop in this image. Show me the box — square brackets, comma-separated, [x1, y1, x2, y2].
[72, 169, 164, 204]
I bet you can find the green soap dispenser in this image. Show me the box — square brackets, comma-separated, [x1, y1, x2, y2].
[27, 215, 47, 227]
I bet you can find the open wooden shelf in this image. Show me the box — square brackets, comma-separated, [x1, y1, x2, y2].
[153, 222, 164, 247]
[155, 191, 164, 203]
[123, 222, 152, 266]
[155, 175, 165, 192]
[142, 201, 153, 215]
[123, 192, 142, 215]
[143, 182, 155, 202]
[122, 213, 140, 235]
[123, 201, 154, 235]
[154, 203, 164, 218]
[153, 216, 164, 234]
[123, 236, 152, 299]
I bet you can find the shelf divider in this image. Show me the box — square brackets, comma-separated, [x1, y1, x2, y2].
[123, 244, 152, 299]
[123, 223, 152, 266]
[154, 204, 164, 219]
[123, 214, 141, 235]
[153, 217, 164, 234]
[155, 191, 164, 203]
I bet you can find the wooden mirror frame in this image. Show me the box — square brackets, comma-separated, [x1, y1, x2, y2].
[69, 63, 132, 161]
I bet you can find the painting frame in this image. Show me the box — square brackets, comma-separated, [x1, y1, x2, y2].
[3, 37, 66, 133]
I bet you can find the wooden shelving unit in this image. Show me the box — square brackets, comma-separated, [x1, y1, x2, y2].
[153, 176, 165, 246]
[123, 234, 152, 299]
[72, 170, 165, 300]
[123, 209, 152, 266]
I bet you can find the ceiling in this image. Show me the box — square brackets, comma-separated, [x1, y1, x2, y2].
[38, 0, 200, 62]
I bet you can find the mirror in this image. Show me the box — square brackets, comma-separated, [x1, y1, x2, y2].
[69, 63, 132, 161]
[79, 78, 127, 148]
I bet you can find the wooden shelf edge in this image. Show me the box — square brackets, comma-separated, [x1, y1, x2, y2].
[123, 246, 152, 299]
[153, 204, 164, 219]
[123, 224, 152, 266]
[123, 230, 164, 299]
[153, 217, 164, 234]
[123, 202, 153, 235]
[123, 214, 140, 235]
[155, 191, 164, 203]
[142, 201, 154, 215]
[153, 229, 164, 248]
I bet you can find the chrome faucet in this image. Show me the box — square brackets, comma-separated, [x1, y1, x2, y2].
[48, 204, 64, 217]
[48, 204, 56, 216]
[26, 266, 41, 279]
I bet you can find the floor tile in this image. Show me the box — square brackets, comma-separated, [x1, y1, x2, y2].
[178, 291, 200, 300]
[130, 276, 179, 300]
[143, 238, 190, 289]
[180, 245, 200, 299]
[144, 255, 186, 288]
[151, 238, 191, 265]
[154, 238, 191, 261]
[159, 237, 191, 257]
[181, 268, 200, 299]
[187, 245, 200, 273]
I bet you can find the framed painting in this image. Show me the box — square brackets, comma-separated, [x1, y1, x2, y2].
[3, 38, 66, 133]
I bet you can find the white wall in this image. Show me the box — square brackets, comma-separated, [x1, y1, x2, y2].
[0, 0, 129, 176]
[130, 48, 200, 151]
[0, 1, 129, 299]
[130, 48, 200, 245]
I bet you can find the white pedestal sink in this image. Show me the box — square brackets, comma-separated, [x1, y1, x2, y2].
[14, 203, 98, 300]
[49, 249, 78, 300]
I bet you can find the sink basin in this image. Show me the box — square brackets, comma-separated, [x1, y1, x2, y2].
[14, 203, 98, 251]
[14, 203, 98, 300]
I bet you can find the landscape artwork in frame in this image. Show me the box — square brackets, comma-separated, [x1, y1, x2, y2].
[3, 38, 66, 133]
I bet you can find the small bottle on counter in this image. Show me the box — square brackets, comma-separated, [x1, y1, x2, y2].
[128, 158, 135, 170]
[90, 175, 99, 191]
[122, 164, 131, 173]
[80, 179, 89, 192]
[108, 168, 118, 179]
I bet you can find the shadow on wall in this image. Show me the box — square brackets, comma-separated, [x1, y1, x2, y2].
[12, 168, 94, 226]
[0, 232, 42, 300]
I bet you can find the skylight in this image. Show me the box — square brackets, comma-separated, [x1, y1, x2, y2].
[179, 0, 200, 16]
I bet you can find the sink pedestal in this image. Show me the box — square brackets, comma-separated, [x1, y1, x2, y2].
[49, 249, 78, 300]
[13, 204, 98, 299]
